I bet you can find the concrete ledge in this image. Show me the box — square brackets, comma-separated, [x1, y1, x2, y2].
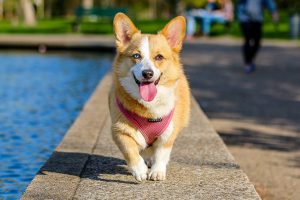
[21, 74, 261, 200]
[0, 35, 298, 51]
[0, 34, 115, 51]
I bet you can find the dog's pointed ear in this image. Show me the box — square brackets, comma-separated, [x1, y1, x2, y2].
[160, 16, 186, 52]
[113, 13, 139, 52]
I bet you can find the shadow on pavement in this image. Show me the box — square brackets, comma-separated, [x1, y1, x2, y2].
[219, 128, 300, 152]
[183, 43, 300, 152]
[39, 151, 137, 185]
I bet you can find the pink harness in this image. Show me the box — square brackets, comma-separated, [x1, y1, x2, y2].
[116, 98, 174, 145]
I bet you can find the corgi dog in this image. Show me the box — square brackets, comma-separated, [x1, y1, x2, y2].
[109, 13, 190, 181]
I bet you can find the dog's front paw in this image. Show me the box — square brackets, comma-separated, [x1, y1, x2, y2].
[148, 165, 166, 181]
[130, 159, 148, 182]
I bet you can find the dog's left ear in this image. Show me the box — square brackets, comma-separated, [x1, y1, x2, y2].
[160, 16, 186, 52]
[113, 13, 139, 52]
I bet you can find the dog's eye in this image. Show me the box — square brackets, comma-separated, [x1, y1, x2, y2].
[132, 53, 141, 59]
[155, 54, 164, 61]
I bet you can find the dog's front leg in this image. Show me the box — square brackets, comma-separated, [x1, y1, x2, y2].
[113, 133, 148, 182]
[148, 146, 172, 181]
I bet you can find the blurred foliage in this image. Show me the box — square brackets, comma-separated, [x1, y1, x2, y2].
[0, 10, 293, 40]
[183, 0, 207, 8]
[45, 0, 81, 17]
[80, 18, 169, 34]
[3, 0, 19, 19]
[277, 0, 300, 14]
[0, 0, 297, 39]
[0, 18, 169, 34]
[0, 0, 299, 20]
[0, 18, 72, 34]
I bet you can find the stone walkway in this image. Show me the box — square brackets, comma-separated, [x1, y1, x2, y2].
[10, 35, 298, 199]
[183, 40, 300, 200]
[22, 75, 260, 200]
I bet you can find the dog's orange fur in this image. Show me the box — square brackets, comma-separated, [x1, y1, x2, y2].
[109, 13, 190, 180]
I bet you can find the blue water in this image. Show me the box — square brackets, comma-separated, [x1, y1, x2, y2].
[0, 51, 112, 199]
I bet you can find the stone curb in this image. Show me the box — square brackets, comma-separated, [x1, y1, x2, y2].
[0, 35, 298, 50]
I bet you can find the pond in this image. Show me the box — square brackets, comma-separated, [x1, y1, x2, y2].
[0, 51, 112, 199]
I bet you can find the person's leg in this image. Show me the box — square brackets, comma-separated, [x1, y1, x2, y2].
[186, 15, 196, 39]
[250, 22, 262, 61]
[240, 22, 256, 73]
[201, 15, 212, 36]
[243, 22, 262, 73]
[240, 22, 252, 64]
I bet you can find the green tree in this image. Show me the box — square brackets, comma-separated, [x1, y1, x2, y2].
[183, 0, 207, 8]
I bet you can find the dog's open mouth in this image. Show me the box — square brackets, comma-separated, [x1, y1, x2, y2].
[132, 72, 161, 102]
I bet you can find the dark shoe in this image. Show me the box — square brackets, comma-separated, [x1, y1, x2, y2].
[245, 64, 256, 74]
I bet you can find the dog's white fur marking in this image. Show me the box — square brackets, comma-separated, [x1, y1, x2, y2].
[135, 130, 148, 149]
[130, 157, 148, 181]
[119, 71, 140, 98]
[119, 36, 177, 118]
[147, 122, 173, 180]
[140, 36, 150, 58]
[148, 147, 172, 180]
[131, 36, 161, 83]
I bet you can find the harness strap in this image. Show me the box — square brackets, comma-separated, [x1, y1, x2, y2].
[116, 97, 174, 145]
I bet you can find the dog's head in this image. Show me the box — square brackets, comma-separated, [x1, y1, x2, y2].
[113, 13, 186, 103]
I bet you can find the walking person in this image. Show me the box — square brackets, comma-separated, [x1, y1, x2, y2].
[237, 0, 278, 73]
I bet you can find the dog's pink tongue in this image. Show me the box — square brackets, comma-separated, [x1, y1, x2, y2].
[139, 82, 157, 102]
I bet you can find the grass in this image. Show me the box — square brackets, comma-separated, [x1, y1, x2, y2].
[209, 11, 293, 39]
[209, 21, 291, 39]
[79, 18, 169, 34]
[0, 18, 169, 35]
[0, 19, 73, 34]
[0, 12, 297, 40]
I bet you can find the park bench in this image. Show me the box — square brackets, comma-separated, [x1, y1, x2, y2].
[72, 7, 128, 32]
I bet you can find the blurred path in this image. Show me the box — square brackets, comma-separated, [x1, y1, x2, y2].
[183, 40, 300, 200]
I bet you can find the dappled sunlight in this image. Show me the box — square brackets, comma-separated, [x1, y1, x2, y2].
[184, 43, 300, 130]
[184, 42, 300, 200]
[212, 119, 299, 138]
[215, 120, 300, 152]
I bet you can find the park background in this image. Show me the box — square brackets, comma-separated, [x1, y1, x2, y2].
[0, 0, 299, 39]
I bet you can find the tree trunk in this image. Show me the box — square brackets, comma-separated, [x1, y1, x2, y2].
[0, 1, 3, 20]
[20, 0, 36, 26]
[82, 0, 93, 9]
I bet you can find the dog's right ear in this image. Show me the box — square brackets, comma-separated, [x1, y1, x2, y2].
[113, 13, 139, 52]
[160, 16, 186, 53]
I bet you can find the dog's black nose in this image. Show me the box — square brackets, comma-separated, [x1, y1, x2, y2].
[142, 69, 154, 80]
